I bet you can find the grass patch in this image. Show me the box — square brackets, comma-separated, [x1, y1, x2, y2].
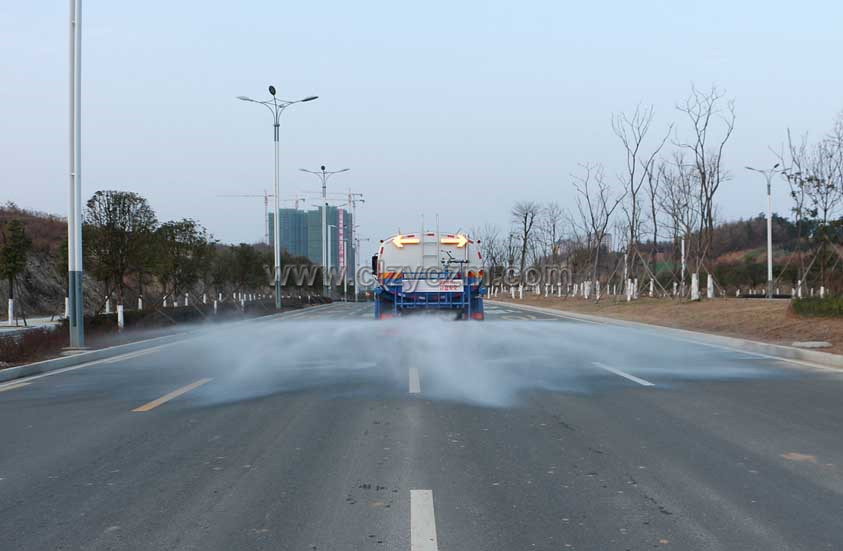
[791, 297, 843, 317]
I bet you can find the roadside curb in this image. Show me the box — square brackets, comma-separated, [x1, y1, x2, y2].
[489, 300, 843, 371]
[0, 302, 335, 384]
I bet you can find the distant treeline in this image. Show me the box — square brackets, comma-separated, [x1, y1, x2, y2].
[0, 194, 321, 315]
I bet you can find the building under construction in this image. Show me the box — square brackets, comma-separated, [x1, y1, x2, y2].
[268, 206, 355, 281]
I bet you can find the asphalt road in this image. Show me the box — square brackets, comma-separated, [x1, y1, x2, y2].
[1, 301, 842, 550]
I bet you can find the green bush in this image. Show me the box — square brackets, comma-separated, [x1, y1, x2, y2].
[791, 297, 843, 317]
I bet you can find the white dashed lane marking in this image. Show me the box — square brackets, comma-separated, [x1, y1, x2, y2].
[409, 367, 421, 393]
[592, 362, 654, 387]
[411, 489, 439, 551]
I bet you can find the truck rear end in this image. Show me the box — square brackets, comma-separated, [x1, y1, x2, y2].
[372, 232, 485, 320]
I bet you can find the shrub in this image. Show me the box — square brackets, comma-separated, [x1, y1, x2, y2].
[791, 297, 843, 317]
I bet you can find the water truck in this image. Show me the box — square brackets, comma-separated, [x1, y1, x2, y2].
[372, 231, 485, 320]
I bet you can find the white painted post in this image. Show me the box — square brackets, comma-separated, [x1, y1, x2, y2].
[163, 295, 169, 308]
[203, 293, 207, 304]
[811, 288, 815, 297]
[511, 286, 516, 299]
[240, 298, 245, 310]
[820, 286, 825, 298]
[184, 293, 189, 306]
[213, 299, 218, 314]
[138, 296, 143, 310]
[544, 284, 549, 297]
[691, 273, 700, 300]
[706, 274, 714, 299]
[672, 281, 677, 296]
[218, 292, 223, 302]
[596, 281, 601, 300]
[797, 281, 802, 299]
[557, 284, 562, 297]
[7, 298, 14, 326]
[623, 252, 628, 290]
[65, 297, 70, 318]
[776, 287, 780, 296]
[649, 279, 654, 298]
[633, 278, 639, 299]
[519, 284, 524, 300]
[105, 297, 111, 314]
[117, 304, 124, 330]
[736, 288, 740, 297]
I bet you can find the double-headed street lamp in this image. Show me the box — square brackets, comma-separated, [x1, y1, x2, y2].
[745, 163, 781, 299]
[299, 166, 350, 296]
[237, 87, 318, 309]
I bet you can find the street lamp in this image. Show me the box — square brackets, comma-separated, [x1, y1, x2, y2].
[67, 0, 84, 347]
[237, 87, 318, 309]
[745, 163, 781, 299]
[299, 166, 350, 296]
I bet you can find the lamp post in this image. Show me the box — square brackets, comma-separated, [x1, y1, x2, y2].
[67, 0, 84, 347]
[299, 166, 350, 296]
[745, 163, 781, 299]
[237, 87, 318, 309]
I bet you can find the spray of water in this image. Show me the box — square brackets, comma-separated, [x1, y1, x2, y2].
[176, 315, 789, 408]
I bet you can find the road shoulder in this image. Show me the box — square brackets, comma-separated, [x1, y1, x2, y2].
[489, 299, 843, 371]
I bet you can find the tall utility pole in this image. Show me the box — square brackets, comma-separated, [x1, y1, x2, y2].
[327, 224, 337, 296]
[299, 166, 350, 296]
[67, 0, 84, 348]
[347, 190, 365, 299]
[237, 87, 318, 309]
[746, 164, 780, 299]
[354, 235, 370, 302]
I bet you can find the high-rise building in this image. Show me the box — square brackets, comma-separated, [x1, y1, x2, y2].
[268, 206, 355, 281]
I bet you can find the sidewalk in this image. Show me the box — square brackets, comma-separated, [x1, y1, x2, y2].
[0, 316, 63, 334]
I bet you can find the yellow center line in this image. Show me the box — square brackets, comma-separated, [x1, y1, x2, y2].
[0, 382, 30, 393]
[131, 378, 212, 412]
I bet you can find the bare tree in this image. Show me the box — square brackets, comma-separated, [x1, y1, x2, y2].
[511, 201, 540, 277]
[538, 202, 564, 264]
[806, 135, 843, 289]
[572, 163, 625, 300]
[775, 129, 811, 286]
[658, 152, 700, 290]
[612, 105, 672, 277]
[643, 158, 666, 268]
[474, 223, 503, 276]
[675, 84, 735, 276]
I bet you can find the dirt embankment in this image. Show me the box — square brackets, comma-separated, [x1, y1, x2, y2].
[494, 296, 843, 355]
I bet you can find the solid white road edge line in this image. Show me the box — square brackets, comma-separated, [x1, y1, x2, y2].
[409, 367, 421, 394]
[593, 361, 655, 387]
[410, 489, 439, 551]
[493, 300, 840, 372]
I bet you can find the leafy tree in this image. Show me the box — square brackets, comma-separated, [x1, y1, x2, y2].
[232, 243, 270, 292]
[153, 219, 213, 301]
[0, 219, 32, 305]
[84, 190, 158, 304]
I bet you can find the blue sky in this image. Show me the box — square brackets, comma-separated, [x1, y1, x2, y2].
[2, 1, 842, 257]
